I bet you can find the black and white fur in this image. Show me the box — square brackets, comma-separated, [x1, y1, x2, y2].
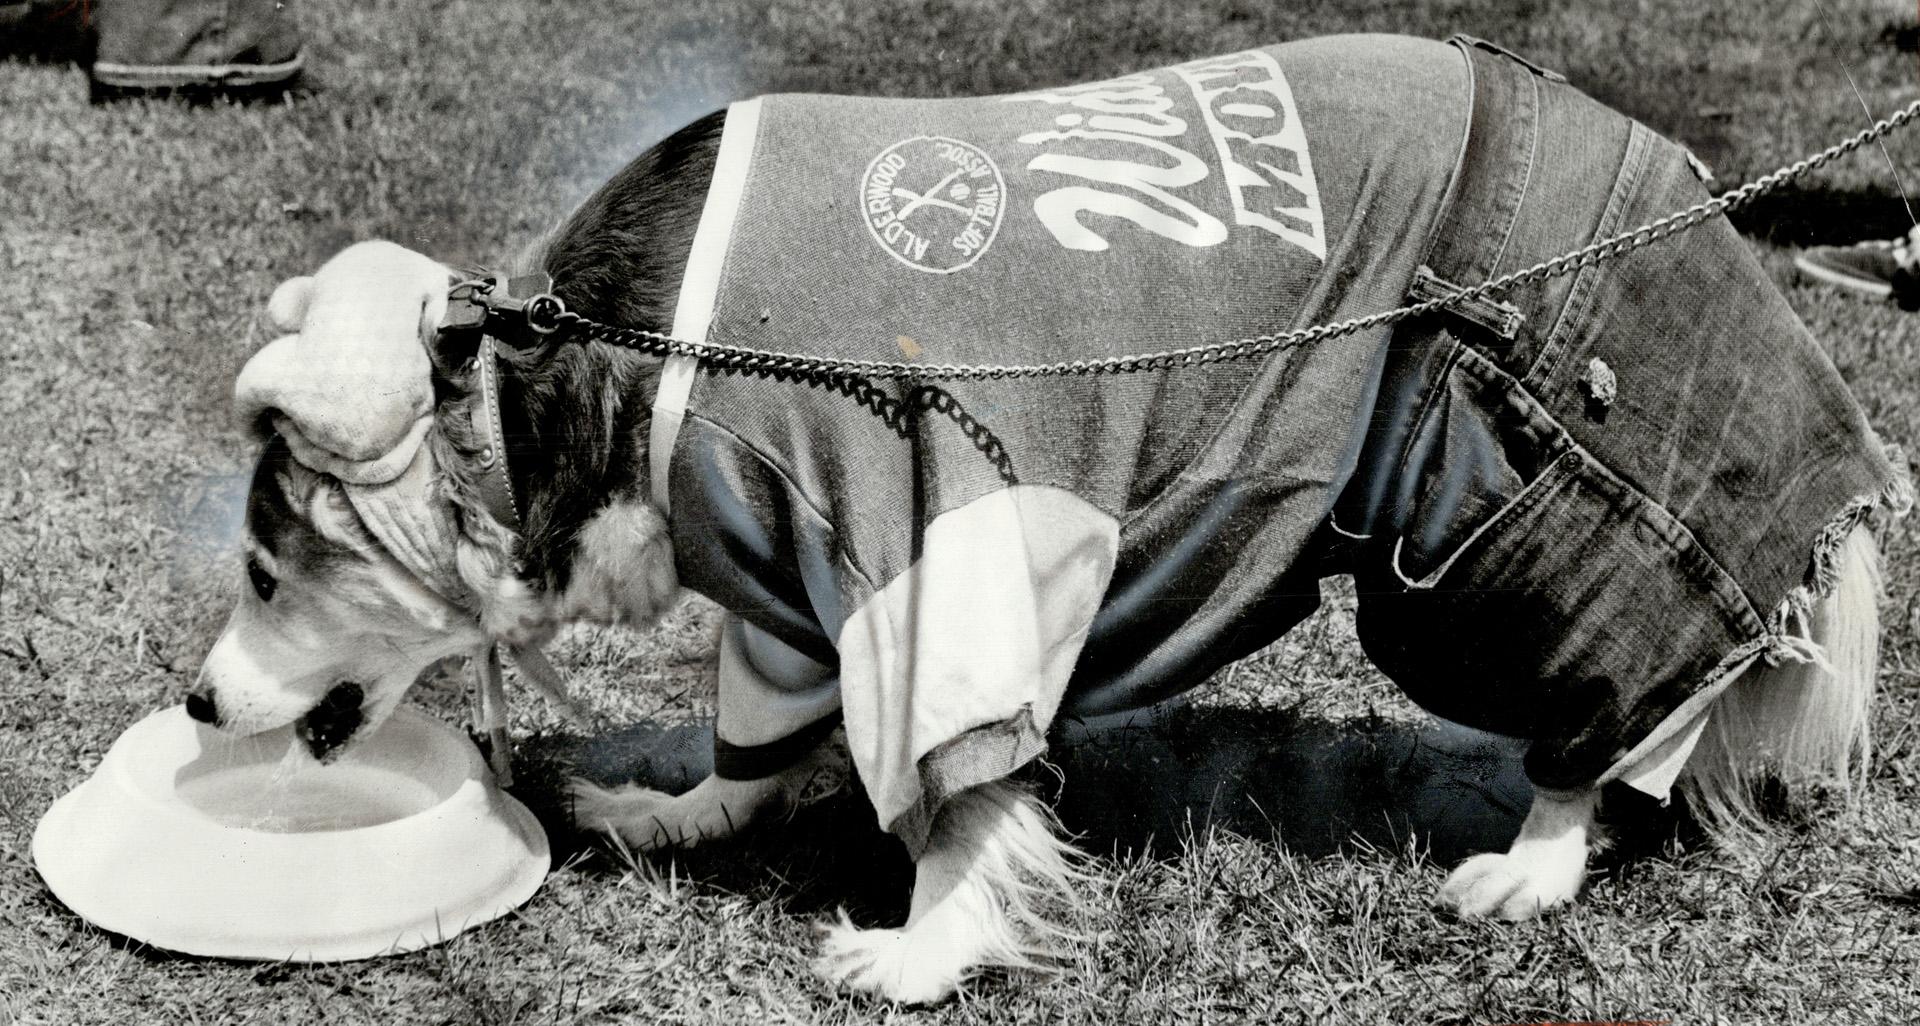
[195, 111, 1889, 1005]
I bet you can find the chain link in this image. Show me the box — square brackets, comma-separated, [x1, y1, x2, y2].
[710, 365, 1022, 482]
[551, 97, 1920, 381]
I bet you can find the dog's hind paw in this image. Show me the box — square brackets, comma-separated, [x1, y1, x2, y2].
[1438, 850, 1584, 921]
[814, 911, 970, 1005]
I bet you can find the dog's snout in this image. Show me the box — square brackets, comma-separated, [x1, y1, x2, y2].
[184, 687, 221, 725]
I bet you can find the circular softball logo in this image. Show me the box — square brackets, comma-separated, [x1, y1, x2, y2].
[860, 136, 1006, 274]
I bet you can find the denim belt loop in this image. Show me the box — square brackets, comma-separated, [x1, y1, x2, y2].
[1425, 37, 1547, 287]
[1450, 35, 1569, 84]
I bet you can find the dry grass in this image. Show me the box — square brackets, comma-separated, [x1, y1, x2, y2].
[5, 0, 1920, 1023]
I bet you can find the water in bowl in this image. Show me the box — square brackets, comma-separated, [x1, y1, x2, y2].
[178, 762, 443, 832]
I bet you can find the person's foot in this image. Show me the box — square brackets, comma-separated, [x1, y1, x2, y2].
[1794, 225, 1920, 309]
[87, 0, 302, 97]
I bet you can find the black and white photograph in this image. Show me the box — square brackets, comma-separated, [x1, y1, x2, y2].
[3, 0, 1919, 1022]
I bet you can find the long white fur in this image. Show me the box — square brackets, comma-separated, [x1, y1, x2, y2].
[449, 499, 680, 649]
[1680, 524, 1882, 838]
[1434, 523, 1883, 921]
[814, 780, 1090, 1005]
[554, 500, 680, 630]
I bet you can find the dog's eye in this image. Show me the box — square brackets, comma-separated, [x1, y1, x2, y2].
[246, 558, 277, 602]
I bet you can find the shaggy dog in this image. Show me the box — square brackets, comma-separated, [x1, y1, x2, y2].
[194, 35, 1908, 1004]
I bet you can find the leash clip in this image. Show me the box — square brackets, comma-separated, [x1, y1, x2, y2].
[439, 273, 568, 354]
[441, 277, 493, 335]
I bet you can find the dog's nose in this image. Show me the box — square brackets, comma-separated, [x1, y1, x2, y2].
[184, 687, 221, 725]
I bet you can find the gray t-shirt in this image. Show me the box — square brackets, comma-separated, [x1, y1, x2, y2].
[653, 35, 1472, 852]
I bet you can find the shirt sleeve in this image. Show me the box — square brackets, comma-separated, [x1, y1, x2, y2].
[672, 416, 1121, 852]
[832, 484, 1120, 855]
[712, 614, 842, 781]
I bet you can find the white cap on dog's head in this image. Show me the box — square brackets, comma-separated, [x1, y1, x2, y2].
[234, 241, 470, 607]
[235, 240, 451, 486]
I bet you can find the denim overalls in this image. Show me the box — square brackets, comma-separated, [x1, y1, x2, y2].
[1331, 37, 1911, 793]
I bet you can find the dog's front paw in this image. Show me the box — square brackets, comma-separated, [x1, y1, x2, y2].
[1439, 849, 1585, 921]
[570, 773, 781, 851]
[814, 912, 972, 1005]
[568, 778, 702, 852]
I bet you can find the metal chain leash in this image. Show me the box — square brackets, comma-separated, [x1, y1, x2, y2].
[705, 363, 1022, 482]
[511, 96, 1920, 381]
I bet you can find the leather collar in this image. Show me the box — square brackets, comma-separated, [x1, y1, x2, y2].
[470, 333, 522, 538]
[445, 271, 558, 542]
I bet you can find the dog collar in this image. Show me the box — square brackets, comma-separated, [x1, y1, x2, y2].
[444, 272, 563, 541]
[470, 334, 521, 538]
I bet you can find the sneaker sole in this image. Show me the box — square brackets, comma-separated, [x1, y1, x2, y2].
[1792, 252, 1895, 300]
[92, 52, 304, 88]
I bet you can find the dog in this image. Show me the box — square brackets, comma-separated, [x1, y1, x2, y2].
[193, 34, 1910, 1004]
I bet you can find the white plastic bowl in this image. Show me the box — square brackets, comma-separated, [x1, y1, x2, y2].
[32, 704, 549, 962]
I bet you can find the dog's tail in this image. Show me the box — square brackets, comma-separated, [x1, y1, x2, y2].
[1680, 524, 1883, 838]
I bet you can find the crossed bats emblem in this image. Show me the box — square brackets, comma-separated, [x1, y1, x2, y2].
[890, 166, 976, 220]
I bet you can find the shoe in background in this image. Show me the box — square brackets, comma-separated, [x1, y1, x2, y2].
[90, 0, 301, 93]
[1793, 224, 1920, 310]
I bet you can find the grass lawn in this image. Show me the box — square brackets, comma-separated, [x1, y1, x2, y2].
[5, 0, 1920, 1022]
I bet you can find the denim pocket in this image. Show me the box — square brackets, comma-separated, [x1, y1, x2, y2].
[1354, 408, 1760, 784]
[1388, 341, 1570, 582]
[1391, 447, 1581, 589]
